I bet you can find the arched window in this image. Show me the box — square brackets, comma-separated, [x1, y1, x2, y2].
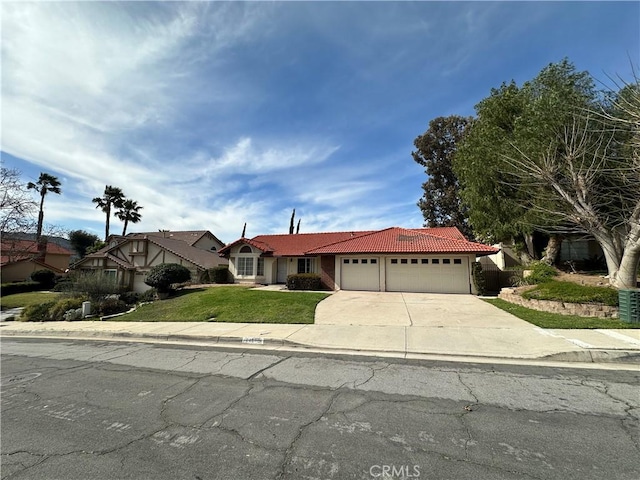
[239, 245, 252, 253]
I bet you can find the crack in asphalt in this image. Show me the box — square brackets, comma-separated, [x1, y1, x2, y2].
[353, 362, 390, 388]
[247, 355, 291, 381]
[457, 372, 479, 404]
[275, 389, 341, 480]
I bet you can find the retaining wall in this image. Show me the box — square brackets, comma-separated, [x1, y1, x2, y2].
[499, 288, 619, 318]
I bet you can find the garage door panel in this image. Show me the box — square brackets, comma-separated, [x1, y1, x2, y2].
[341, 258, 380, 291]
[386, 257, 469, 294]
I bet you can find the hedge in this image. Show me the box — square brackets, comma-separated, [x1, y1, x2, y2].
[209, 266, 233, 284]
[287, 273, 322, 291]
[1, 281, 42, 297]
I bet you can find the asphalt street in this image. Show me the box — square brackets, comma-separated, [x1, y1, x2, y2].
[1, 338, 639, 480]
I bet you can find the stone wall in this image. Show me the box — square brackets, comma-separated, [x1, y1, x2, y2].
[499, 287, 619, 318]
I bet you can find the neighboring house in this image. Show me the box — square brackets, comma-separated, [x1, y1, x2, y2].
[559, 236, 604, 265]
[219, 227, 498, 294]
[479, 243, 521, 271]
[72, 230, 227, 292]
[1, 238, 72, 283]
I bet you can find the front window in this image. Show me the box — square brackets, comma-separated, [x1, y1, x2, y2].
[257, 258, 264, 276]
[104, 269, 117, 279]
[297, 258, 313, 274]
[237, 257, 254, 276]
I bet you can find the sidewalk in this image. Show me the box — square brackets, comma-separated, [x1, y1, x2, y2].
[2, 318, 639, 367]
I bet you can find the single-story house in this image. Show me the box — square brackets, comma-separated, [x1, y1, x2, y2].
[1, 238, 72, 283]
[219, 227, 498, 294]
[72, 230, 227, 292]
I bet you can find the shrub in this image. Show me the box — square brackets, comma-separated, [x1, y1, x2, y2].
[30, 269, 56, 288]
[99, 298, 129, 316]
[199, 269, 211, 284]
[1, 281, 41, 296]
[49, 297, 86, 321]
[522, 261, 559, 285]
[287, 273, 321, 291]
[63, 271, 123, 302]
[209, 266, 232, 284]
[471, 262, 486, 295]
[21, 301, 57, 322]
[522, 280, 619, 306]
[145, 263, 191, 293]
[119, 291, 140, 305]
[139, 288, 157, 302]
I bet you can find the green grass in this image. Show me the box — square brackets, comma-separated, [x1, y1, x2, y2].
[116, 286, 330, 323]
[522, 280, 619, 306]
[1, 291, 61, 310]
[485, 298, 638, 329]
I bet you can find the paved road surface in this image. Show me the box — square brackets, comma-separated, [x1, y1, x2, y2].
[2, 338, 639, 480]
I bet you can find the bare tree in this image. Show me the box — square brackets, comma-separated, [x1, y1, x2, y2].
[1, 167, 36, 233]
[504, 99, 639, 288]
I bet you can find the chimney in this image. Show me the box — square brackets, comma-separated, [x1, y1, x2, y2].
[36, 237, 48, 260]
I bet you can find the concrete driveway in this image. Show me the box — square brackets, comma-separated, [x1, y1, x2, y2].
[315, 291, 531, 328]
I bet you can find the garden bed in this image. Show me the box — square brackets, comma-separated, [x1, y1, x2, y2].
[499, 281, 619, 318]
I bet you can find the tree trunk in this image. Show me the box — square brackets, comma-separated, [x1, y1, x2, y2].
[523, 234, 537, 260]
[105, 205, 111, 241]
[36, 192, 45, 241]
[122, 219, 129, 236]
[541, 235, 563, 265]
[514, 234, 535, 264]
[611, 248, 640, 289]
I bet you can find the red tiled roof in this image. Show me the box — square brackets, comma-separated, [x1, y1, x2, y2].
[0, 239, 72, 256]
[219, 231, 375, 257]
[308, 227, 498, 255]
[220, 227, 497, 257]
[410, 227, 467, 241]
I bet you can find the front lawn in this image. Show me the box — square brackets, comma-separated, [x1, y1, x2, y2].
[116, 286, 329, 323]
[1, 292, 61, 310]
[485, 298, 638, 329]
[522, 280, 619, 306]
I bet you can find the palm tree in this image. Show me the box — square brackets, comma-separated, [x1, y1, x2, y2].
[92, 185, 125, 241]
[27, 172, 62, 241]
[116, 199, 143, 236]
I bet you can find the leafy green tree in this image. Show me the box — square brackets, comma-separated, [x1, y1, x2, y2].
[27, 172, 61, 241]
[92, 185, 125, 241]
[86, 240, 106, 255]
[69, 230, 100, 258]
[454, 59, 598, 261]
[116, 199, 143, 235]
[412, 115, 472, 239]
[455, 59, 640, 287]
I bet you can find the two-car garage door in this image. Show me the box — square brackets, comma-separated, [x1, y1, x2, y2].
[340, 256, 470, 294]
[385, 257, 470, 294]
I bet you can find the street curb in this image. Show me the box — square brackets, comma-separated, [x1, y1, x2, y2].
[542, 349, 640, 364]
[3, 329, 639, 365]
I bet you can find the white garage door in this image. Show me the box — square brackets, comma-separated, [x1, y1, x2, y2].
[386, 257, 470, 294]
[341, 257, 380, 291]
[133, 271, 150, 293]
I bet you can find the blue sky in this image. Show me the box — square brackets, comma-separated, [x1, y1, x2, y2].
[2, 1, 638, 243]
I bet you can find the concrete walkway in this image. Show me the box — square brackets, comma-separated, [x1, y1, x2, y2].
[2, 290, 639, 367]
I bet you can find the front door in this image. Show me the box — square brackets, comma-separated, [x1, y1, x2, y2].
[277, 258, 288, 283]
